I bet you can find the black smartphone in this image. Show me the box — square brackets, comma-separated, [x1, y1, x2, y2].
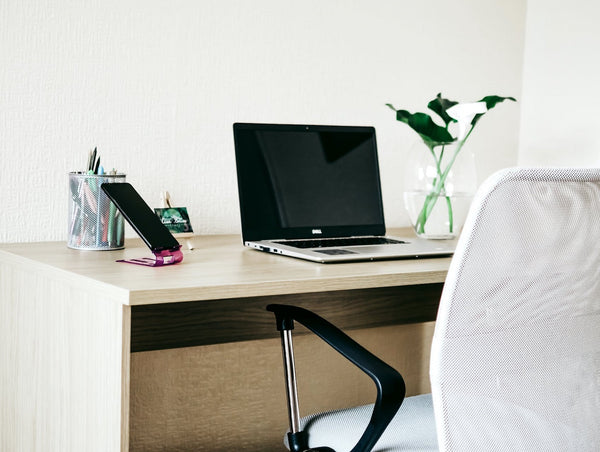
[101, 182, 180, 252]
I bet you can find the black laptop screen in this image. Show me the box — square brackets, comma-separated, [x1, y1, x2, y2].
[233, 123, 386, 241]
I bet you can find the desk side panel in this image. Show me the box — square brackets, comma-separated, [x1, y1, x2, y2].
[0, 259, 130, 452]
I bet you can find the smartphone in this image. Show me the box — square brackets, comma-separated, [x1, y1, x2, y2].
[101, 182, 181, 253]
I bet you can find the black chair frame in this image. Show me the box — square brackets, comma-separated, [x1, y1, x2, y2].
[267, 304, 407, 452]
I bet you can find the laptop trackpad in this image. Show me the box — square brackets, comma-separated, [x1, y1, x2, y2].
[314, 249, 358, 255]
[347, 245, 397, 254]
[314, 245, 389, 255]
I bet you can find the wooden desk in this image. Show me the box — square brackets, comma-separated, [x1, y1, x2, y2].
[0, 230, 452, 451]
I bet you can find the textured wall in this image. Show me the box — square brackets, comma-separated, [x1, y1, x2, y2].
[519, 0, 600, 166]
[0, 0, 525, 243]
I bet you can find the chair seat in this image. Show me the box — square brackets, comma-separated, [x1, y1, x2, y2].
[288, 393, 438, 452]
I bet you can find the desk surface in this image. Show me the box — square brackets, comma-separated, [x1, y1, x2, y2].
[0, 228, 453, 306]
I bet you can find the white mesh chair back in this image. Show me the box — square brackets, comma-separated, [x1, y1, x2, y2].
[430, 168, 600, 451]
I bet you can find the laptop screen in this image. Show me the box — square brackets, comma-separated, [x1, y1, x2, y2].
[233, 123, 386, 241]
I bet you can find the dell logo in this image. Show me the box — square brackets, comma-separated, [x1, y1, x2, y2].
[312, 229, 322, 235]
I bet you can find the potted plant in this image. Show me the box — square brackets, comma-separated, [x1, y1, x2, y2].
[386, 93, 516, 238]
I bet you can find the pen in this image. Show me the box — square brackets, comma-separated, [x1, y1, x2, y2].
[82, 182, 97, 214]
[96, 171, 103, 246]
[69, 202, 80, 238]
[102, 209, 108, 243]
[108, 200, 116, 246]
[115, 210, 123, 246]
[106, 168, 118, 246]
[89, 147, 97, 172]
[86, 150, 93, 172]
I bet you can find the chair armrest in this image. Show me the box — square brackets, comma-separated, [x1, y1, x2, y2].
[267, 304, 406, 452]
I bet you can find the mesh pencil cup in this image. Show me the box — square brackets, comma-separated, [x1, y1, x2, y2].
[67, 172, 126, 250]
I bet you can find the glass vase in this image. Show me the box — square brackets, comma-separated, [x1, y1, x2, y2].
[403, 140, 477, 239]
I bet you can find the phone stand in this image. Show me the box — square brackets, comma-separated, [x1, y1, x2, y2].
[117, 246, 183, 267]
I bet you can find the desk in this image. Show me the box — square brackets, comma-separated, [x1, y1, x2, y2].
[0, 229, 452, 451]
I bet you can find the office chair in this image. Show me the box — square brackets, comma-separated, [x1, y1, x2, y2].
[268, 167, 600, 452]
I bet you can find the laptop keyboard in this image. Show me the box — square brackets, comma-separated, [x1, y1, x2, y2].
[275, 237, 407, 249]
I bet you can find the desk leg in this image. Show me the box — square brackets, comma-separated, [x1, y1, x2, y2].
[0, 261, 130, 452]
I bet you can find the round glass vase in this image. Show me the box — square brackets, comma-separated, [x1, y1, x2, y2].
[403, 140, 477, 239]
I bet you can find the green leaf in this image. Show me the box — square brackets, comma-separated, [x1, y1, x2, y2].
[395, 109, 411, 123]
[471, 95, 516, 127]
[394, 110, 455, 147]
[480, 95, 517, 109]
[427, 93, 458, 126]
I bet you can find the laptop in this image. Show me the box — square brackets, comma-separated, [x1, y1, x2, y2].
[233, 122, 455, 263]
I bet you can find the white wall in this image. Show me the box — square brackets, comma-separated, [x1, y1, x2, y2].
[519, 0, 600, 166]
[0, 0, 525, 243]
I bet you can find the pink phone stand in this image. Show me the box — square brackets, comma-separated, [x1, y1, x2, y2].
[117, 246, 183, 267]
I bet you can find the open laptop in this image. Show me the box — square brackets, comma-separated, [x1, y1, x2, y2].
[233, 122, 455, 263]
